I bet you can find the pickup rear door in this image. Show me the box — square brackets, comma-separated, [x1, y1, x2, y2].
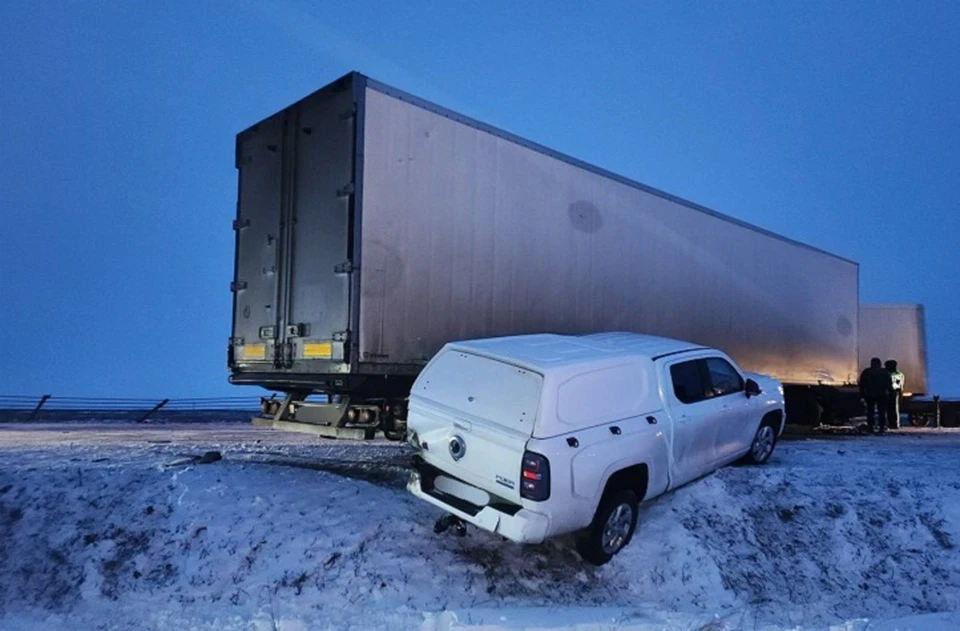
[663, 357, 723, 486]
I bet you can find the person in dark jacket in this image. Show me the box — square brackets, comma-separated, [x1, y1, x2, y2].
[860, 357, 893, 433]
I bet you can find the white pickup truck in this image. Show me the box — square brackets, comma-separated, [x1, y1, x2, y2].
[406, 332, 785, 564]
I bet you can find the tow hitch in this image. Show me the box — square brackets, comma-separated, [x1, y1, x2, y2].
[434, 514, 467, 537]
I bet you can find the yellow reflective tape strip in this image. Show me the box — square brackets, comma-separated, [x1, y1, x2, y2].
[303, 342, 333, 358]
[240, 344, 267, 360]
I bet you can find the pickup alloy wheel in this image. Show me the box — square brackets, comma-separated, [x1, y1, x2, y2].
[602, 503, 634, 554]
[745, 421, 777, 464]
[576, 489, 639, 565]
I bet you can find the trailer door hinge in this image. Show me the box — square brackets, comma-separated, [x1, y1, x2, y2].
[286, 323, 308, 338]
[233, 218, 251, 230]
[334, 261, 355, 274]
[336, 183, 355, 198]
[230, 281, 248, 292]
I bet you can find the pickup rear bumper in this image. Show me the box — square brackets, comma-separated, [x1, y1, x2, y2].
[407, 459, 550, 544]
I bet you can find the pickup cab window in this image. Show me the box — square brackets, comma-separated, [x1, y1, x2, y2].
[705, 357, 744, 397]
[670, 360, 710, 404]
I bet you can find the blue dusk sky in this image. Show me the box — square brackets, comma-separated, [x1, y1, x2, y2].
[1, 2, 957, 398]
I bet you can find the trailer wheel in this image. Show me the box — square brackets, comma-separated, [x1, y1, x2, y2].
[575, 489, 638, 566]
[381, 409, 407, 441]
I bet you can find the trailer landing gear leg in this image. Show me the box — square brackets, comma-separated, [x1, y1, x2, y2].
[434, 514, 467, 537]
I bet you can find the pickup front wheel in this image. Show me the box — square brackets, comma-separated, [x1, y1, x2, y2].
[576, 489, 639, 566]
[744, 420, 778, 464]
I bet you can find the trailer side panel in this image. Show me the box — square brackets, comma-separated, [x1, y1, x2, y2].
[358, 86, 859, 386]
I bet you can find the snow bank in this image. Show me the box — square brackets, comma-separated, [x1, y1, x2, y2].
[0, 425, 958, 629]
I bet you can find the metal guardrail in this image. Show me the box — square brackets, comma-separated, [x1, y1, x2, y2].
[0, 394, 280, 423]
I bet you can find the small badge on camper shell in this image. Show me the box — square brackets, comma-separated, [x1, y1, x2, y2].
[496, 475, 515, 490]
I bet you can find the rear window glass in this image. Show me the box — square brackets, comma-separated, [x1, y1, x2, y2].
[414, 350, 542, 433]
[670, 360, 708, 404]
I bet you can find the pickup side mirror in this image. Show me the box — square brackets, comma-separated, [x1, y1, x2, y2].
[745, 378, 762, 398]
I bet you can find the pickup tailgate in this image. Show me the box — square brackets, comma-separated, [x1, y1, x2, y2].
[407, 349, 542, 504]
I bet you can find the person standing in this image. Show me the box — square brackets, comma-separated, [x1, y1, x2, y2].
[885, 359, 906, 430]
[859, 357, 893, 433]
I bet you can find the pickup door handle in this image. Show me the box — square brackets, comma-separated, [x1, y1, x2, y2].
[646, 416, 657, 425]
[609, 426, 621, 435]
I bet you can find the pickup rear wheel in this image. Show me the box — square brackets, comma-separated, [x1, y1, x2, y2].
[744, 420, 778, 464]
[575, 489, 639, 566]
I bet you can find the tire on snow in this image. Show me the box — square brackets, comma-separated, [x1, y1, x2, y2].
[742, 416, 779, 465]
[575, 489, 639, 566]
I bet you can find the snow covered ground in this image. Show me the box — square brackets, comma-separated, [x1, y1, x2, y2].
[1, 423, 959, 630]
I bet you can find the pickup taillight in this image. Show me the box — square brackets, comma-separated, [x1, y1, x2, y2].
[520, 451, 550, 501]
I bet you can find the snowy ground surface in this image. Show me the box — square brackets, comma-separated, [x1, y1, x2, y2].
[1, 422, 959, 630]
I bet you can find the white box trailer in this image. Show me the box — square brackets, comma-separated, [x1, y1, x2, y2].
[790, 303, 929, 426]
[228, 72, 878, 436]
[859, 304, 927, 395]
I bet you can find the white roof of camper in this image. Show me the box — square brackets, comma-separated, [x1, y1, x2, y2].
[443, 333, 709, 436]
[447, 332, 706, 374]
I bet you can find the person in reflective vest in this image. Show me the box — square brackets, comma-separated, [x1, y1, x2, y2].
[885, 359, 905, 430]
